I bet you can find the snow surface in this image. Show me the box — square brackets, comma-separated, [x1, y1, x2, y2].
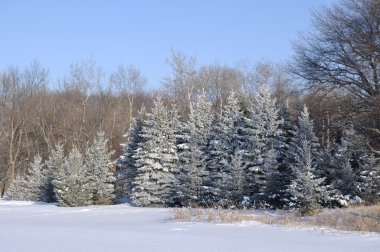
[0, 199, 379, 252]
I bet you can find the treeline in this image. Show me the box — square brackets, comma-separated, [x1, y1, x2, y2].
[1, 0, 379, 213]
[7, 132, 115, 207]
[0, 56, 301, 197]
[115, 90, 378, 215]
[0, 60, 149, 197]
[6, 87, 378, 215]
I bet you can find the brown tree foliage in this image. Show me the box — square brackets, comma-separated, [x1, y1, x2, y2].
[0, 60, 149, 196]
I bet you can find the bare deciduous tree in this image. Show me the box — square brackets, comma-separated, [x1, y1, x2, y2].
[291, 0, 380, 152]
[110, 65, 146, 126]
[163, 50, 201, 118]
[198, 64, 244, 114]
[0, 61, 48, 197]
[60, 59, 103, 149]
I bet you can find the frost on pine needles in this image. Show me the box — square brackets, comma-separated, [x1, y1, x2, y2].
[177, 93, 214, 206]
[53, 147, 93, 207]
[131, 96, 180, 207]
[85, 131, 116, 205]
[7, 154, 46, 202]
[116, 108, 145, 201]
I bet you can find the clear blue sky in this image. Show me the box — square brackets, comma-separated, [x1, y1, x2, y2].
[0, 0, 336, 89]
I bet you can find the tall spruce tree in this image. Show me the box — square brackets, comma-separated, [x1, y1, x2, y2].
[290, 105, 319, 154]
[361, 154, 380, 204]
[264, 104, 294, 209]
[288, 140, 328, 215]
[288, 106, 328, 215]
[6, 176, 29, 201]
[251, 85, 283, 150]
[53, 147, 93, 207]
[318, 127, 373, 205]
[205, 92, 245, 207]
[262, 148, 284, 208]
[131, 96, 180, 207]
[178, 93, 214, 206]
[27, 154, 48, 202]
[239, 114, 263, 201]
[85, 132, 116, 205]
[247, 85, 283, 206]
[226, 148, 246, 206]
[331, 128, 362, 197]
[116, 107, 145, 201]
[44, 144, 65, 202]
[7, 154, 46, 202]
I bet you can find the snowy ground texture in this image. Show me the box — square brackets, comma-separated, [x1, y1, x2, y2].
[1, 199, 379, 252]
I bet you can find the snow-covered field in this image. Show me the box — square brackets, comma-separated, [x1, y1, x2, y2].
[0, 199, 379, 252]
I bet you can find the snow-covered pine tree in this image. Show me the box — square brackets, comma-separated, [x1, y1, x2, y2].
[290, 105, 319, 154]
[288, 140, 328, 215]
[288, 106, 327, 215]
[334, 160, 357, 197]
[6, 154, 46, 202]
[26, 154, 48, 202]
[317, 145, 336, 188]
[169, 104, 186, 205]
[53, 147, 93, 207]
[205, 92, 245, 207]
[225, 148, 246, 206]
[264, 103, 294, 209]
[44, 144, 65, 202]
[251, 85, 283, 150]
[238, 114, 263, 201]
[187, 93, 214, 148]
[318, 127, 372, 205]
[262, 148, 284, 208]
[337, 127, 371, 196]
[317, 143, 349, 207]
[116, 107, 145, 201]
[131, 96, 180, 207]
[85, 131, 116, 205]
[178, 92, 214, 206]
[246, 85, 283, 206]
[6, 175, 29, 201]
[361, 154, 380, 204]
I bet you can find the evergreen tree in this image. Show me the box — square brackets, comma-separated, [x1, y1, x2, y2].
[7, 154, 47, 202]
[132, 96, 180, 207]
[205, 92, 245, 207]
[116, 107, 145, 201]
[288, 106, 327, 215]
[330, 129, 361, 197]
[264, 104, 294, 209]
[334, 160, 357, 196]
[318, 127, 372, 205]
[239, 114, 263, 200]
[288, 140, 328, 215]
[27, 154, 47, 202]
[290, 105, 319, 154]
[178, 93, 214, 206]
[6, 176, 29, 201]
[361, 155, 380, 204]
[53, 147, 93, 207]
[226, 148, 246, 206]
[44, 144, 65, 202]
[262, 148, 285, 208]
[245, 85, 283, 206]
[85, 132, 116, 205]
[251, 85, 283, 150]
